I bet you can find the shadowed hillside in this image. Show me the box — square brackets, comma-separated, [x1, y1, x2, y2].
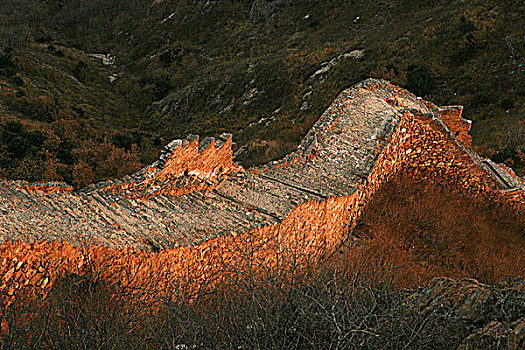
[1, 0, 524, 187]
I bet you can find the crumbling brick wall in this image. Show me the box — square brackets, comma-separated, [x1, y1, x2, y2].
[437, 106, 472, 148]
[155, 134, 239, 181]
[355, 109, 525, 217]
[3, 109, 522, 303]
[83, 133, 241, 200]
[0, 193, 359, 305]
[1, 79, 524, 306]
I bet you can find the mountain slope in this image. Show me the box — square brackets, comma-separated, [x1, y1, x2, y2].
[1, 0, 524, 186]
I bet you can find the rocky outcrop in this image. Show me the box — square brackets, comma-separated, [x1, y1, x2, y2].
[249, 0, 291, 22]
[408, 277, 525, 350]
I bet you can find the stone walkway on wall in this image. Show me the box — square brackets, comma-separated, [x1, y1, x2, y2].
[1, 79, 522, 250]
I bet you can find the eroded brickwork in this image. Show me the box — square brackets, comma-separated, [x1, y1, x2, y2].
[0, 78, 523, 301]
[437, 106, 473, 148]
[0, 194, 359, 304]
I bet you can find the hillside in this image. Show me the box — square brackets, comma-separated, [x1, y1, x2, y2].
[1, 0, 524, 188]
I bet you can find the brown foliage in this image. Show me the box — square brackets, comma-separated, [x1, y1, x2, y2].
[353, 173, 525, 286]
[72, 160, 94, 189]
[0, 116, 147, 189]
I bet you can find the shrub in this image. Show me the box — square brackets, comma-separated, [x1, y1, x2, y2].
[72, 60, 89, 82]
[13, 96, 57, 122]
[112, 132, 143, 150]
[449, 34, 479, 65]
[0, 54, 14, 70]
[458, 15, 476, 34]
[34, 33, 53, 44]
[8, 75, 24, 86]
[490, 147, 524, 171]
[405, 65, 435, 97]
[15, 89, 26, 98]
[0, 54, 17, 77]
[140, 76, 173, 101]
[159, 50, 173, 65]
[72, 160, 95, 188]
[473, 92, 490, 106]
[500, 98, 514, 110]
[56, 140, 74, 165]
[0, 121, 46, 159]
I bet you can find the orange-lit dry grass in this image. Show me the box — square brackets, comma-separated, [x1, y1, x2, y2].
[344, 173, 525, 287]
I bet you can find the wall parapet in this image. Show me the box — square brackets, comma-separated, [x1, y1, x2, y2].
[79, 132, 242, 199]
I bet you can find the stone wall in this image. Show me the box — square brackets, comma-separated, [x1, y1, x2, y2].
[437, 106, 472, 148]
[356, 109, 525, 217]
[1, 79, 434, 249]
[0, 193, 359, 304]
[0, 180, 73, 195]
[0, 78, 524, 304]
[82, 132, 241, 200]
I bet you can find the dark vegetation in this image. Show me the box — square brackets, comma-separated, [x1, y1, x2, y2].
[0, 0, 524, 186]
[1, 246, 522, 349]
[0, 118, 148, 187]
[0, 261, 437, 349]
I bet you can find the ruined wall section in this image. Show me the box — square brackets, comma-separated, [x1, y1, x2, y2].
[1, 79, 525, 305]
[82, 133, 241, 200]
[252, 79, 422, 174]
[0, 180, 73, 196]
[0, 193, 359, 304]
[420, 98, 473, 149]
[251, 79, 435, 200]
[153, 133, 240, 181]
[418, 99, 522, 192]
[354, 110, 525, 225]
[5, 106, 524, 303]
[437, 106, 472, 148]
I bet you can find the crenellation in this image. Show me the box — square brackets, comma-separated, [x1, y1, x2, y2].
[437, 105, 473, 148]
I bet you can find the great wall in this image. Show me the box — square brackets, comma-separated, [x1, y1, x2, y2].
[1, 78, 524, 302]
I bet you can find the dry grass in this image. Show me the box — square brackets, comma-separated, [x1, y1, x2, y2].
[350, 173, 525, 286]
[1, 253, 473, 349]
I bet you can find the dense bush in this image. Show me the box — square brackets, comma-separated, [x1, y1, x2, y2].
[72, 60, 89, 82]
[0, 121, 46, 160]
[0, 54, 17, 77]
[8, 75, 24, 86]
[354, 173, 525, 284]
[0, 118, 145, 188]
[406, 65, 435, 97]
